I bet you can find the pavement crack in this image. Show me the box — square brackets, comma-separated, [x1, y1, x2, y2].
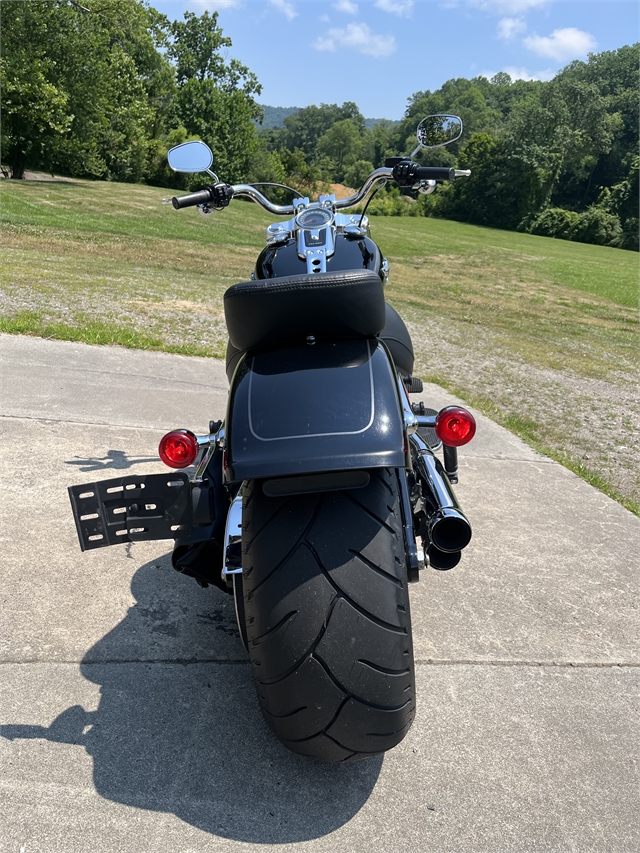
[0, 414, 167, 432]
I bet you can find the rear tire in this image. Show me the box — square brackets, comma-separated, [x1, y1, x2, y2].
[241, 468, 415, 762]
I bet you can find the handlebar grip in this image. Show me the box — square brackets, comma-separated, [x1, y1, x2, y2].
[414, 166, 456, 181]
[171, 188, 213, 210]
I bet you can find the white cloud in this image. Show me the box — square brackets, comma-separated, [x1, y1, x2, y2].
[375, 0, 414, 16]
[270, 0, 297, 21]
[469, 0, 548, 14]
[319, 13, 330, 21]
[481, 66, 555, 82]
[524, 27, 596, 60]
[314, 22, 396, 58]
[333, 0, 358, 13]
[497, 17, 526, 39]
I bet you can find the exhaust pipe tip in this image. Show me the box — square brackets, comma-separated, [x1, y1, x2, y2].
[427, 545, 461, 571]
[428, 507, 472, 553]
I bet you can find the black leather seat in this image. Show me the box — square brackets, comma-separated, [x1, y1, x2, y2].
[225, 300, 414, 381]
[224, 269, 386, 353]
[223, 268, 414, 381]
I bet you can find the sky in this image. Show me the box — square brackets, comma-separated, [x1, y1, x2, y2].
[154, 0, 639, 119]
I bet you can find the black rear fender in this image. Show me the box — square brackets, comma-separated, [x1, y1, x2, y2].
[224, 340, 406, 483]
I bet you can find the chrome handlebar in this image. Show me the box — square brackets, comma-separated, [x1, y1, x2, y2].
[176, 165, 470, 217]
[229, 167, 395, 217]
[225, 184, 299, 216]
[333, 167, 394, 209]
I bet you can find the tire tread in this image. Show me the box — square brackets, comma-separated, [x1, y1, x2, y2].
[242, 468, 415, 761]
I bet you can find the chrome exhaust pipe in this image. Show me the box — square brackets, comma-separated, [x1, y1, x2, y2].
[427, 546, 461, 571]
[428, 507, 471, 553]
[409, 432, 472, 555]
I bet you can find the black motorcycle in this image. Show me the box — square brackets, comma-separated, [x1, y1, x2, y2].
[69, 114, 477, 762]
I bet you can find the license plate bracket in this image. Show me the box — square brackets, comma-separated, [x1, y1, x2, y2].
[68, 473, 192, 551]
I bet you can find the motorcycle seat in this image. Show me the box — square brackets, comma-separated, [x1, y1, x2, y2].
[225, 299, 414, 382]
[224, 269, 386, 353]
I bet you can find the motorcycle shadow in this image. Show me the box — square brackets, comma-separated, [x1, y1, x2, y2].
[2, 556, 383, 843]
[64, 449, 159, 473]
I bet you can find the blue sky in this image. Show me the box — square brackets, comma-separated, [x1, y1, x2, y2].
[155, 0, 638, 119]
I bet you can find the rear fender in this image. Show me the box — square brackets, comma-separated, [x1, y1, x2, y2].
[224, 339, 405, 482]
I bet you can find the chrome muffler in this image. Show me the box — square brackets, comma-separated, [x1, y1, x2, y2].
[409, 431, 472, 566]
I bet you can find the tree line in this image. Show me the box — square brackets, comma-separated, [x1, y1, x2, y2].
[1, 1, 637, 250]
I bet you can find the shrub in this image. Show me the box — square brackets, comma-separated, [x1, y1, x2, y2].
[526, 207, 581, 239]
[569, 207, 623, 246]
[524, 205, 626, 248]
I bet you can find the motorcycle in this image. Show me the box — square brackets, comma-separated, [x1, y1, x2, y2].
[68, 114, 476, 763]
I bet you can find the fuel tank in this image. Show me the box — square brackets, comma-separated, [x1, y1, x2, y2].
[255, 232, 382, 279]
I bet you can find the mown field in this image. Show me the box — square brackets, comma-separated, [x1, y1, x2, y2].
[1, 176, 638, 513]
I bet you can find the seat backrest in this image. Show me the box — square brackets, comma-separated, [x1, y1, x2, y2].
[224, 269, 386, 353]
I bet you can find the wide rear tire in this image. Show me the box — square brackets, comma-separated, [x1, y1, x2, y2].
[241, 468, 415, 762]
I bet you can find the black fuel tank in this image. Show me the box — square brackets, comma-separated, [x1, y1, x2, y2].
[255, 233, 382, 280]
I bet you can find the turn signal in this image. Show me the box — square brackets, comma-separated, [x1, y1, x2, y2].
[158, 429, 199, 469]
[435, 406, 476, 447]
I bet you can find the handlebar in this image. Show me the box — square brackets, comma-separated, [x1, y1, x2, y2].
[168, 162, 470, 216]
[414, 166, 456, 181]
[228, 168, 396, 216]
[224, 184, 302, 216]
[171, 188, 213, 210]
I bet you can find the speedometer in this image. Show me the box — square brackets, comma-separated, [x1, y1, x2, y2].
[295, 207, 333, 229]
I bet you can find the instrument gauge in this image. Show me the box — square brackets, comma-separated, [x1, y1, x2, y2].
[295, 207, 334, 229]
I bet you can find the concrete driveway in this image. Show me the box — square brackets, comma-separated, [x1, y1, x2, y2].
[0, 333, 638, 853]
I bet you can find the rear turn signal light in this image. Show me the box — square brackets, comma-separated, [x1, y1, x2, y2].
[435, 406, 476, 447]
[158, 429, 199, 469]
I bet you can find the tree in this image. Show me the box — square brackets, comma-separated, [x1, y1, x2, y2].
[168, 10, 260, 97]
[316, 119, 362, 182]
[174, 81, 260, 182]
[0, 0, 174, 180]
[363, 119, 397, 167]
[0, 2, 263, 184]
[0, 1, 72, 178]
[278, 148, 326, 196]
[344, 160, 375, 189]
[282, 102, 365, 160]
[399, 77, 503, 158]
[166, 10, 262, 181]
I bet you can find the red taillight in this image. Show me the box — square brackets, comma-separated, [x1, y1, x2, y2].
[435, 406, 476, 447]
[158, 429, 199, 469]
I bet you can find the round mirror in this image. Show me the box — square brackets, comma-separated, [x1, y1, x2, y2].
[167, 141, 213, 173]
[416, 115, 463, 149]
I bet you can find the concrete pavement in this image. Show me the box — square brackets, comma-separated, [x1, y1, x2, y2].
[0, 333, 638, 852]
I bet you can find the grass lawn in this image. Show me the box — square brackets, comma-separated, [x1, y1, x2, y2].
[1, 176, 638, 513]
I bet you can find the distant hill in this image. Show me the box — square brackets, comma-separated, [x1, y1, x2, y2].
[364, 118, 399, 129]
[257, 105, 301, 128]
[256, 104, 399, 129]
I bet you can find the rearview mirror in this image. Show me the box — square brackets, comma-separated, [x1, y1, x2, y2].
[167, 141, 213, 173]
[416, 115, 463, 149]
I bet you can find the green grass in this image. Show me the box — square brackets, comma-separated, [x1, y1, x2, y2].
[0, 310, 217, 357]
[1, 175, 638, 513]
[375, 215, 638, 307]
